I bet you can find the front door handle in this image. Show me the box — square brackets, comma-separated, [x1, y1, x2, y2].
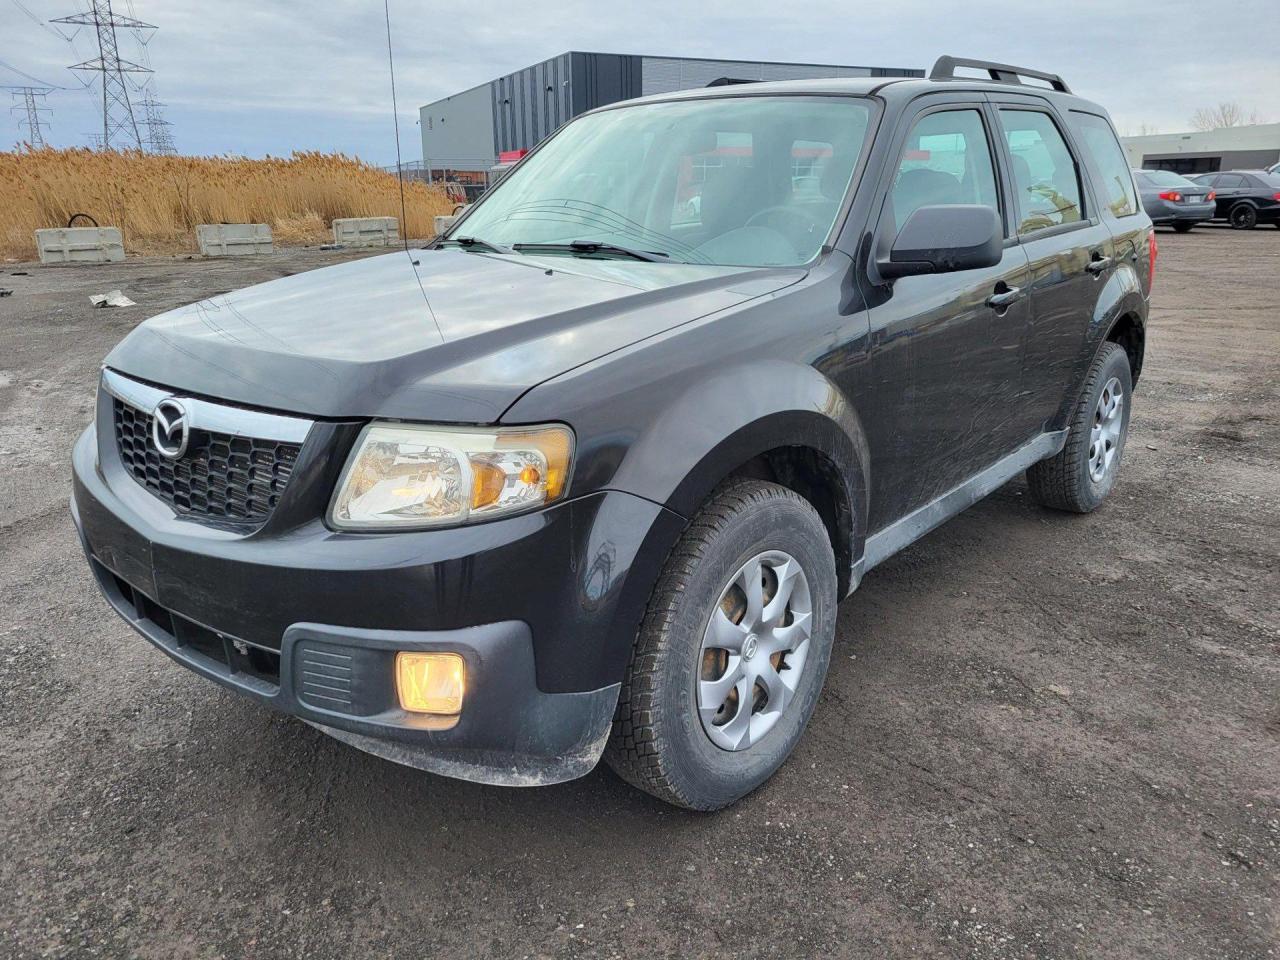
[985, 284, 1024, 310]
[1086, 255, 1113, 276]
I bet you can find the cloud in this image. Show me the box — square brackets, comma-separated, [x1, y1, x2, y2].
[3, 0, 1277, 159]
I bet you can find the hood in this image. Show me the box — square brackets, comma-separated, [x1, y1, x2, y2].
[105, 249, 804, 422]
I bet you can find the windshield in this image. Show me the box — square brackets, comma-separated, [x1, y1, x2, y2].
[455, 96, 874, 267]
[1139, 170, 1198, 188]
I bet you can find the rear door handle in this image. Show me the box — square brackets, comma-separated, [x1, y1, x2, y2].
[985, 285, 1024, 309]
[1086, 255, 1113, 275]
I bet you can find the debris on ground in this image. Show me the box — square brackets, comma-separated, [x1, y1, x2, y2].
[89, 290, 136, 308]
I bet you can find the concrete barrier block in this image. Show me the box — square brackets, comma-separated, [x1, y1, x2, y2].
[433, 214, 460, 236]
[196, 223, 274, 257]
[35, 227, 125, 264]
[332, 217, 399, 247]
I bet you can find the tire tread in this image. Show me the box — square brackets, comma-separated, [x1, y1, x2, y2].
[605, 479, 823, 809]
[1026, 340, 1127, 513]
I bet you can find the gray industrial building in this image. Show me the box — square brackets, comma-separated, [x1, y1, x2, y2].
[419, 51, 921, 184]
[1121, 123, 1280, 175]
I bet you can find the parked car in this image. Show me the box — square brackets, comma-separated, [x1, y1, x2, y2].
[1132, 169, 1216, 232]
[72, 56, 1153, 810]
[1189, 170, 1280, 229]
[1268, 161, 1280, 176]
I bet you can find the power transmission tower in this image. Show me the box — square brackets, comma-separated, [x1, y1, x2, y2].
[52, 1, 155, 150]
[138, 93, 175, 154]
[4, 85, 52, 147]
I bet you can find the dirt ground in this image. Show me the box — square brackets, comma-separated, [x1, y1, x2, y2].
[1, 230, 1276, 960]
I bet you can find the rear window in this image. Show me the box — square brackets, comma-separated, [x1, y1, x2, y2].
[998, 109, 1084, 234]
[1142, 170, 1196, 188]
[1257, 172, 1280, 189]
[1068, 113, 1138, 218]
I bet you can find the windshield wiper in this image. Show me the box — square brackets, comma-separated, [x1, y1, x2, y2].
[512, 240, 668, 262]
[439, 236, 514, 255]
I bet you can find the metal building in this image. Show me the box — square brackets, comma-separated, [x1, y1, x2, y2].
[419, 51, 921, 185]
[1121, 123, 1280, 175]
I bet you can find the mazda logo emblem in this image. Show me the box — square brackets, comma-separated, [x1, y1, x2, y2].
[151, 398, 190, 460]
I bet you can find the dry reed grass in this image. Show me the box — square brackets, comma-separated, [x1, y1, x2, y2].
[0, 147, 456, 260]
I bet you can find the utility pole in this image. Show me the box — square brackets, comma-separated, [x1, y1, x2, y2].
[5, 86, 52, 147]
[52, 1, 155, 150]
[138, 93, 175, 154]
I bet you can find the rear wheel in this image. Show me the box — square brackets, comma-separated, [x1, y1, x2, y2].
[1026, 341, 1132, 513]
[1229, 203, 1258, 229]
[1172, 221, 1195, 233]
[606, 480, 837, 810]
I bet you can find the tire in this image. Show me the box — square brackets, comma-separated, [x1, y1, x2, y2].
[1229, 203, 1258, 229]
[1026, 341, 1132, 513]
[605, 479, 838, 810]
[1172, 222, 1195, 233]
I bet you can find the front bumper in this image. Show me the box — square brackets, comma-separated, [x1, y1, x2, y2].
[72, 406, 685, 785]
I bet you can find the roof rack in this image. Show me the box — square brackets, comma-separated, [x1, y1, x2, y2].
[929, 55, 1071, 94]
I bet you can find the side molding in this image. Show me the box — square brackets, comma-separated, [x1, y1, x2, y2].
[853, 430, 1066, 583]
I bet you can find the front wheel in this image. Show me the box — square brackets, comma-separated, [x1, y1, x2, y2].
[606, 480, 838, 810]
[1230, 203, 1258, 229]
[1026, 341, 1132, 513]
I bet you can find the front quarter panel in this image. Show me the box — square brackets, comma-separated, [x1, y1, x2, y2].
[505, 261, 871, 590]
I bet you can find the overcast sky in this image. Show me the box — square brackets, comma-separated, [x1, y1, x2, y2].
[3, 0, 1277, 162]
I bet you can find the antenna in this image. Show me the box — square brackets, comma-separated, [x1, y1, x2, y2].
[383, 0, 412, 258]
[382, 0, 442, 339]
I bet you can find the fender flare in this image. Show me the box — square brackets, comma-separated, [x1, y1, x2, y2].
[1051, 263, 1146, 427]
[606, 358, 870, 593]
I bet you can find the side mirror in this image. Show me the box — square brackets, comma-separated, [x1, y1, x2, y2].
[877, 204, 1003, 280]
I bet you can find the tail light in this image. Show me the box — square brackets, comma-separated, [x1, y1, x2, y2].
[1207, 191, 1216, 201]
[1158, 190, 1183, 202]
[1147, 230, 1157, 295]
[1274, 193, 1280, 201]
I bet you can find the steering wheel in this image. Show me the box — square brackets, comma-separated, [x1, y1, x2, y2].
[744, 205, 822, 245]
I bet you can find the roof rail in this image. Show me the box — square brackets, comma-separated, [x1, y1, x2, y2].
[929, 55, 1071, 94]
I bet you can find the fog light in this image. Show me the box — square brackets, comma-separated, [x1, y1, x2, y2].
[396, 652, 466, 715]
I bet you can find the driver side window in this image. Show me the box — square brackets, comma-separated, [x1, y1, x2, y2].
[891, 109, 1000, 230]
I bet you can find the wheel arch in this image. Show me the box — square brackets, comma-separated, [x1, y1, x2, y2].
[607, 359, 869, 597]
[1104, 310, 1145, 385]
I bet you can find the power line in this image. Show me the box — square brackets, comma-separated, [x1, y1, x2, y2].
[9, 0, 76, 41]
[53, 0, 154, 150]
[0, 57, 67, 89]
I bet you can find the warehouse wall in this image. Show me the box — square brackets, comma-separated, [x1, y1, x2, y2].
[418, 53, 924, 168]
[1138, 149, 1280, 175]
[639, 57, 916, 95]
[570, 53, 642, 113]
[420, 84, 495, 172]
[492, 53, 576, 156]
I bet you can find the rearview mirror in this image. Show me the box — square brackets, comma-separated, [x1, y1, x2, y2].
[877, 204, 1002, 280]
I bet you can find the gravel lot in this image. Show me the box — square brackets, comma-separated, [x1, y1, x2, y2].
[1, 230, 1277, 959]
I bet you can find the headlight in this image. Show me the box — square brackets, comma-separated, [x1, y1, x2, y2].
[329, 423, 574, 530]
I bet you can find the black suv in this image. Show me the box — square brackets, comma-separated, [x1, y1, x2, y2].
[72, 57, 1153, 810]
